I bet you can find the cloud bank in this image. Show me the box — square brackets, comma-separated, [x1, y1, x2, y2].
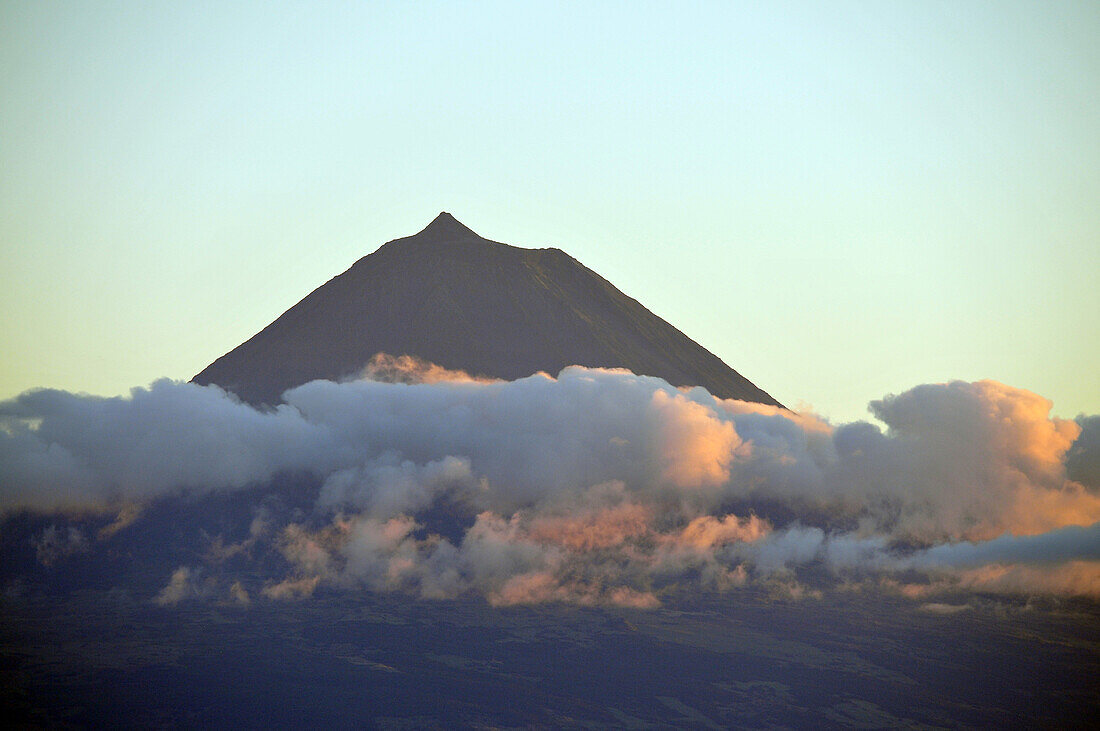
[2, 362, 1098, 606]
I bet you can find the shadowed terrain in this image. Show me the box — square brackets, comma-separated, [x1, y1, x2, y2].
[2, 484, 1096, 728]
[193, 213, 781, 407]
[4, 581, 1097, 728]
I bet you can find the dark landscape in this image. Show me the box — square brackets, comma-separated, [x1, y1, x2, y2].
[5, 586, 1097, 728]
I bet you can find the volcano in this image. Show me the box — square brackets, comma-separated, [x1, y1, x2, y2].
[193, 213, 781, 407]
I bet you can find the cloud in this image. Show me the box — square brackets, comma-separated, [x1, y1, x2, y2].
[317, 455, 476, 518]
[153, 566, 207, 606]
[857, 380, 1089, 540]
[226, 581, 251, 607]
[919, 603, 971, 615]
[0, 382, 332, 512]
[358, 353, 497, 385]
[1066, 415, 1100, 491]
[3, 364, 1100, 605]
[911, 522, 1100, 568]
[34, 524, 88, 566]
[945, 561, 1100, 598]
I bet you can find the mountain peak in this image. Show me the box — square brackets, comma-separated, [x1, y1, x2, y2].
[416, 212, 480, 241]
[193, 216, 782, 408]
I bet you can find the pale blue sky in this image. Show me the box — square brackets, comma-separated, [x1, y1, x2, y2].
[2, 1, 1097, 423]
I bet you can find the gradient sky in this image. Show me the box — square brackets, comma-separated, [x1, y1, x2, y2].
[2, 1, 1097, 424]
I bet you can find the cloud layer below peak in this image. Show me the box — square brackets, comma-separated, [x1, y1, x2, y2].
[2, 362, 1098, 606]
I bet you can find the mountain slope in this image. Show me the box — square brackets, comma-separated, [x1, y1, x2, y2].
[193, 213, 782, 407]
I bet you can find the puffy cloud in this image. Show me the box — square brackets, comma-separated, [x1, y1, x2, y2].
[261, 576, 321, 601]
[672, 513, 769, 550]
[1066, 415, 1100, 491]
[855, 380, 1088, 540]
[34, 524, 88, 566]
[647, 389, 742, 489]
[945, 561, 1100, 598]
[889, 561, 1100, 600]
[0, 382, 332, 512]
[226, 581, 251, 607]
[317, 455, 476, 518]
[358, 353, 496, 385]
[3, 363, 1100, 605]
[153, 566, 207, 606]
[739, 526, 827, 575]
[527, 499, 653, 551]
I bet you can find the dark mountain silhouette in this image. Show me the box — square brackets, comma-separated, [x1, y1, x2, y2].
[193, 213, 782, 407]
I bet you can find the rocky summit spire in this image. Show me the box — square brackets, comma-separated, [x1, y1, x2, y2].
[193, 215, 782, 408]
[415, 212, 480, 241]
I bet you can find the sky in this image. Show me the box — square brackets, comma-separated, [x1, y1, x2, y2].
[1, 1, 1097, 425]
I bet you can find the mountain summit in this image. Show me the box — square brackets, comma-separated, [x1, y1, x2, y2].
[417, 210, 478, 239]
[193, 214, 782, 407]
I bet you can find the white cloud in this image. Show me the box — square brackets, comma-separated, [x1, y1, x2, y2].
[3, 364, 1099, 605]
